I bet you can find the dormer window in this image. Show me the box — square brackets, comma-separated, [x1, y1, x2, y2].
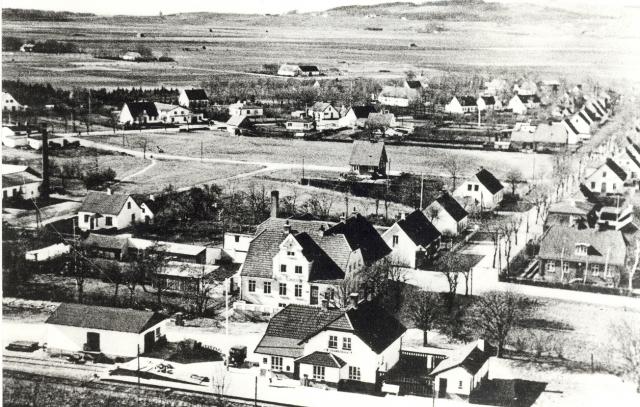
[575, 244, 588, 256]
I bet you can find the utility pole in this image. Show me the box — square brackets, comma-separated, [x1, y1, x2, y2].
[420, 173, 424, 210]
[40, 124, 50, 199]
[200, 141, 203, 162]
[302, 156, 305, 180]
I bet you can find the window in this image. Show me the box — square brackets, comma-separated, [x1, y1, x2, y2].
[467, 184, 472, 191]
[271, 356, 283, 371]
[263, 282, 271, 294]
[295, 265, 302, 274]
[613, 183, 617, 191]
[348, 366, 360, 381]
[392, 235, 399, 247]
[591, 182, 596, 189]
[248, 280, 256, 292]
[279, 283, 287, 296]
[546, 262, 556, 273]
[155, 327, 161, 339]
[328, 335, 338, 349]
[235, 235, 240, 243]
[602, 171, 606, 178]
[127, 202, 131, 209]
[84, 214, 90, 222]
[562, 262, 569, 274]
[591, 264, 601, 276]
[342, 337, 351, 351]
[474, 185, 479, 191]
[295, 284, 302, 297]
[458, 381, 463, 390]
[280, 264, 287, 273]
[575, 244, 588, 256]
[313, 365, 325, 380]
[105, 216, 113, 226]
[287, 251, 295, 257]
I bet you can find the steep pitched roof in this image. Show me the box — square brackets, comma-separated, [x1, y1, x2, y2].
[2, 171, 41, 188]
[404, 80, 422, 89]
[79, 192, 131, 215]
[480, 95, 496, 105]
[350, 105, 377, 119]
[349, 140, 387, 167]
[538, 226, 626, 266]
[183, 89, 208, 100]
[226, 115, 249, 127]
[125, 101, 158, 118]
[323, 213, 391, 265]
[434, 192, 468, 222]
[295, 351, 346, 368]
[604, 158, 628, 181]
[475, 169, 504, 194]
[294, 232, 344, 282]
[517, 94, 541, 104]
[532, 122, 570, 144]
[563, 118, 580, 136]
[457, 96, 477, 107]
[310, 102, 333, 112]
[625, 147, 640, 170]
[46, 303, 166, 333]
[430, 341, 494, 376]
[396, 210, 441, 248]
[343, 301, 406, 354]
[298, 65, 319, 72]
[578, 110, 592, 124]
[547, 200, 595, 216]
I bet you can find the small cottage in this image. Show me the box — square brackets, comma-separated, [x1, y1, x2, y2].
[348, 140, 388, 176]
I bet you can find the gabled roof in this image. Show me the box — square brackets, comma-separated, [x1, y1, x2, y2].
[396, 210, 441, 248]
[227, 115, 249, 127]
[125, 101, 158, 118]
[183, 89, 208, 100]
[547, 200, 595, 216]
[46, 303, 166, 334]
[538, 226, 626, 266]
[81, 233, 128, 250]
[578, 110, 592, 124]
[563, 118, 580, 135]
[343, 301, 406, 354]
[434, 192, 468, 222]
[349, 140, 387, 167]
[480, 95, 496, 105]
[295, 351, 346, 368]
[323, 213, 391, 266]
[350, 105, 377, 119]
[2, 171, 42, 188]
[602, 158, 628, 182]
[430, 341, 494, 376]
[293, 232, 344, 282]
[404, 80, 422, 89]
[457, 96, 477, 107]
[584, 106, 599, 121]
[516, 94, 541, 104]
[298, 65, 319, 72]
[310, 102, 334, 112]
[532, 122, 570, 145]
[79, 191, 132, 215]
[475, 169, 504, 194]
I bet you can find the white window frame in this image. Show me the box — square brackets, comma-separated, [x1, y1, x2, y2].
[263, 281, 271, 294]
[342, 337, 351, 351]
[248, 280, 256, 292]
[271, 356, 283, 371]
[295, 265, 302, 274]
[295, 284, 302, 297]
[279, 283, 287, 296]
[392, 235, 399, 247]
[591, 264, 601, 276]
[546, 262, 556, 273]
[348, 366, 360, 381]
[313, 365, 325, 380]
[328, 335, 338, 349]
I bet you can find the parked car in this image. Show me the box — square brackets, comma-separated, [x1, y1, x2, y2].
[5, 341, 39, 352]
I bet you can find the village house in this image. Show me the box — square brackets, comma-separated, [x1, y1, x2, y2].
[615, 141, 640, 182]
[511, 121, 578, 152]
[77, 190, 148, 231]
[46, 303, 168, 357]
[254, 299, 406, 392]
[507, 94, 541, 115]
[366, 112, 397, 131]
[2, 164, 42, 201]
[223, 232, 253, 263]
[565, 110, 593, 140]
[226, 115, 252, 135]
[444, 96, 478, 114]
[307, 102, 340, 129]
[476, 95, 499, 111]
[453, 169, 504, 212]
[155, 103, 202, 124]
[424, 192, 469, 237]
[178, 88, 209, 111]
[348, 140, 388, 177]
[544, 199, 596, 230]
[19, 43, 35, 52]
[378, 86, 419, 107]
[483, 78, 508, 96]
[239, 194, 391, 310]
[584, 158, 627, 195]
[298, 65, 321, 76]
[430, 340, 494, 399]
[595, 197, 634, 231]
[152, 262, 237, 295]
[381, 210, 441, 269]
[538, 226, 626, 287]
[118, 101, 160, 125]
[339, 105, 377, 128]
[514, 80, 538, 96]
[2, 92, 26, 111]
[120, 51, 142, 61]
[285, 118, 315, 132]
[25, 243, 71, 262]
[403, 80, 424, 90]
[277, 64, 300, 77]
[228, 101, 263, 117]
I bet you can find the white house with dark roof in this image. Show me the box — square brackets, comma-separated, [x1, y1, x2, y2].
[378, 86, 419, 107]
[2, 92, 25, 111]
[584, 158, 628, 195]
[118, 101, 160, 125]
[476, 95, 499, 111]
[178, 88, 209, 110]
[566, 111, 593, 140]
[239, 212, 391, 309]
[445, 96, 478, 114]
[2, 164, 41, 201]
[78, 190, 145, 231]
[348, 140, 388, 176]
[228, 102, 263, 117]
[507, 94, 541, 115]
[308, 102, 340, 129]
[615, 142, 640, 182]
[453, 169, 504, 212]
[254, 300, 406, 391]
[339, 105, 377, 128]
[430, 340, 494, 398]
[381, 210, 441, 269]
[424, 192, 469, 236]
[46, 303, 167, 357]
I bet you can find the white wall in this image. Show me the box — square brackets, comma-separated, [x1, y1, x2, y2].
[2, 181, 40, 200]
[257, 354, 296, 375]
[434, 367, 473, 396]
[445, 98, 463, 114]
[586, 166, 625, 194]
[425, 201, 462, 236]
[78, 196, 144, 231]
[224, 233, 252, 263]
[299, 363, 341, 383]
[454, 181, 502, 211]
[381, 224, 418, 268]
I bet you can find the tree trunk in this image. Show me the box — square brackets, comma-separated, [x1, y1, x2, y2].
[496, 340, 504, 358]
[77, 281, 84, 304]
[423, 330, 429, 347]
[113, 283, 120, 304]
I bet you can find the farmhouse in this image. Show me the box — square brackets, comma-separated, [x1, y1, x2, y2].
[153, 262, 237, 294]
[544, 199, 596, 230]
[118, 101, 160, 125]
[511, 121, 577, 151]
[424, 192, 469, 236]
[453, 169, 504, 211]
[565, 111, 593, 140]
[223, 232, 253, 263]
[366, 112, 397, 131]
[348, 140, 388, 176]
[285, 118, 315, 132]
[308, 102, 340, 129]
[46, 303, 168, 357]
[299, 65, 320, 76]
[2, 165, 42, 201]
[178, 88, 209, 110]
[25, 243, 71, 262]
[226, 115, 252, 135]
[155, 103, 202, 124]
[381, 210, 441, 269]
[228, 101, 263, 117]
[339, 105, 377, 128]
[254, 299, 406, 392]
[476, 95, 498, 111]
[538, 226, 626, 287]
[584, 158, 627, 195]
[78, 190, 147, 231]
[404, 80, 423, 90]
[444, 96, 477, 114]
[2, 92, 26, 111]
[378, 86, 419, 107]
[615, 143, 640, 182]
[277, 64, 301, 77]
[507, 94, 541, 115]
[430, 340, 494, 399]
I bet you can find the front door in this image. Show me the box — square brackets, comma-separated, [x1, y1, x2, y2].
[144, 331, 155, 353]
[86, 332, 100, 352]
[438, 378, 448, 398]
[601, 182, 606, 193]
[89, 218, 94, 230]
[310, 286, 319, 305]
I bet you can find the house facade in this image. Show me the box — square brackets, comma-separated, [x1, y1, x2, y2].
[348, 140, 388, 176]
[507, 94, 541, 115]
[339, 105, 377, 128]
[381, 210, 441, 269]
[2, 165, 41, 201]
[430, 340, 493, 399]
[118, 101, 160, 125]
[538, 226, 626, 287]
[46, 303, 167, 357]
[378, 86, 419, 107]
[584, 158, 627, 195]
[254, 301, 406, 392]
[2, 92, 25, 111]
[453, 169, 504, 212]
[228, 102, 263, 117]
[444, 96, 477, 114]
[178, 89, 209, 110]
[78, 191, 146, 231]
[424, 192, 469, 237]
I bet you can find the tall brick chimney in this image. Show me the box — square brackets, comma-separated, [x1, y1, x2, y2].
[270, 190, 279, 218]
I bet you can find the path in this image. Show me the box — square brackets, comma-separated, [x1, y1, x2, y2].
[118, 158, 157, 182]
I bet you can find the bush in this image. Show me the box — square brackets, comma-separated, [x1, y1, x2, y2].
[32, 39, 79, 54]
[83, 167, 116, 189]
[2, 36, 23, 51]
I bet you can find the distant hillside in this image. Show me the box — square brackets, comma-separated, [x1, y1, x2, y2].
[325, 0, 595, 21]
[2, 8, 95, 21]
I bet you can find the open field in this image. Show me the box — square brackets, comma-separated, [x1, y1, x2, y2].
[86, 131, 554, 180]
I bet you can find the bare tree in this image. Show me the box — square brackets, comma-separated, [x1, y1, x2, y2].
[303, 192, 335, 220]
[437, 253, 461, 310]
[611, 319, 640, 393]
[505, 169, 522, 196]
[444, 160, 462, 191]
[130, 243, 170, 307]
[627, 239, 640, 292]
[466, 291, 538, 357]
[408, 290, 441, 346]
[334, 274, 360, 309]
[358, 257, 407, 311]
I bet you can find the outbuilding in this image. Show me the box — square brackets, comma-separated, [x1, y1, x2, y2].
[46, 303, 168, 357]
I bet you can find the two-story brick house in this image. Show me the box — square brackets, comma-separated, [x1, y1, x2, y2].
[254, 299, 406, 392]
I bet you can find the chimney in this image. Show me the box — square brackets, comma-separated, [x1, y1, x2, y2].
[401, 212, 406, 220]
[283, 220, 292, 235]
[270, 190, 279, 218]
[477, 339, 485, 352]
[340, 213, 346, 222]
[349, 293, 359, 309]
[321, 299, 328, 310]
[351, 206, 358, 217]
[149, 194, 155, 201]
[106, 188, 112, 195]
